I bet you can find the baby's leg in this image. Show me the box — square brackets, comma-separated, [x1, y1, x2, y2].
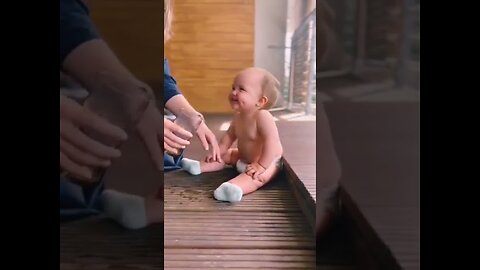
[231, 161, 280, 194]
[201, 148, 239, 172]
[182, 148, 239, 175]
[214, 159, 280, 202]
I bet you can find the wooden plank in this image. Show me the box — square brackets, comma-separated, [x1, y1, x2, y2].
[164, 222, 310, 228]
[164, 249, 315, 255]
[167, 49, 252, 61]
[167, 43, 253, 54]
[165, 254, 315, 261]
[173, 3, 254, 14]
[167, 33, 252, 43]
[164, 227, 310, 234]
[164, 214, 306, 220]
[171, 23, 253, 34]
[165, 235, 314, 242]
[165, 231, 312, 237]
[165, 260, 315, 268]
[165, 240, 314, 249]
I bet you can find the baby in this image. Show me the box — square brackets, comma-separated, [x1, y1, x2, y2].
[181, 67, 284, 202]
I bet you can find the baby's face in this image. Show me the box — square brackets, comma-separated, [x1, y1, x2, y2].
[229, 69, 264, 112]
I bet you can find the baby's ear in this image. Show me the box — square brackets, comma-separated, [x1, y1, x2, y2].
[258, 96, 269, 108]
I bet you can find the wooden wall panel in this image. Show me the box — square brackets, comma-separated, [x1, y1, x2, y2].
[165, 0, 255, 113]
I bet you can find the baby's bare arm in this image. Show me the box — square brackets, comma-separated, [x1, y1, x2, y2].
[204, 123, 236, 163]
[219, 122, 237, 154]
[256, 110, 283, 168]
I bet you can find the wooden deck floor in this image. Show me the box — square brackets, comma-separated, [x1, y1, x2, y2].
[164, 169, 317, 269]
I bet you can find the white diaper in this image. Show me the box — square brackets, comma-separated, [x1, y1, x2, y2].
[235, 159, 248, 173]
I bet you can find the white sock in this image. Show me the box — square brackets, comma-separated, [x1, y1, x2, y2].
[101, 189, 148, 230]
[180, 158, 202, 175]
[214, 182, 243, 202]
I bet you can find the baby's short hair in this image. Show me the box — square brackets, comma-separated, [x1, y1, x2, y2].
[258, 68, 280, 109]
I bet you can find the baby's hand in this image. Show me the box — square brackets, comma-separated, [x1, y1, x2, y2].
[204, 153, 221, 163]
[204, 153, 214, 163]
[246, 162, 266, 180]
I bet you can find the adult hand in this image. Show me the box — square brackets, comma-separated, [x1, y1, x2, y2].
[164, 117, 193, 156]
[136, 101, 192, 171]
[195, 121, 222, 162]
[60, 94, 127, 180]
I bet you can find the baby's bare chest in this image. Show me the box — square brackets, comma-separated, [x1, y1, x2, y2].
[234, 120, 259, 142]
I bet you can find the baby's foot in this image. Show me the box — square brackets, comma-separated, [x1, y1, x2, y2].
[214, 182, 243, 202]
[180, 158, 201, 175]
[101, 189, 147, 230]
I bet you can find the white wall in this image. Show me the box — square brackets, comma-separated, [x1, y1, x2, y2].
[287, 0, 315, 34]
[254, 0, 288, 107]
